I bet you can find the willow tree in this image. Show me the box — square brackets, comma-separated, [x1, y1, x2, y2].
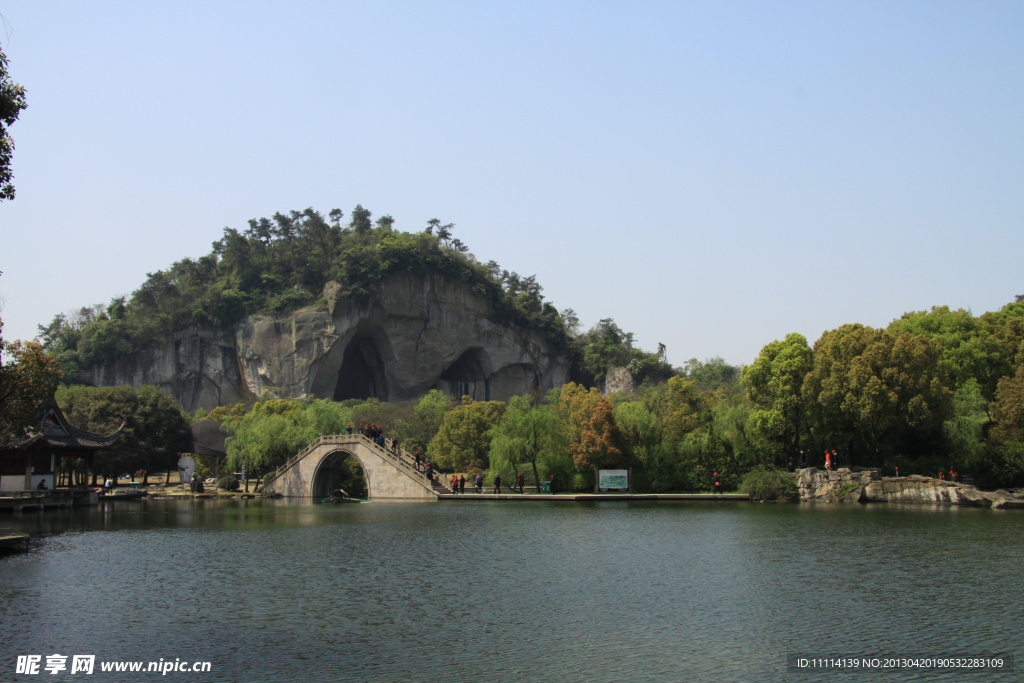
[489, 395, 551, 488]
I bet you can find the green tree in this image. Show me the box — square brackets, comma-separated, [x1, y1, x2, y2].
[942, 379, 989, 473]
[56, 384, 189, 484]
[428, 397, 506, 472]
[226, 412, 304, 477]
[411, 389, 454, 453]
[489, 395, 552, 488]
[0, 43, 28, 201]
[613, 400, 660, 469]
[889, 306, 1013, 401]
[681, 356, 740, 391]
[802, 325, 952, 466]
[741, 333, 813, 465]
[991, 363, 1024, 445]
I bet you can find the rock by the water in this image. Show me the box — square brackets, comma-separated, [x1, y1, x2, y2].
[793, 467, 1024, 508]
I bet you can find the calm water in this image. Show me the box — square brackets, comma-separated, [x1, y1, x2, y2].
[1, 499, 1021, 682]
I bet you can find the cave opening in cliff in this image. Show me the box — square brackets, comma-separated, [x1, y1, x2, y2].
[334, 336, 389, 401]
[439, 348, 491, 400]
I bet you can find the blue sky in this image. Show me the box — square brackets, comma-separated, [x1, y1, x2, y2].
[1, 1, 1021, 368]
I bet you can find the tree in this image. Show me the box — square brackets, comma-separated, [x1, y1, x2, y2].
[1, 43, 28, 201]
[991, 364, 1024, 445]
[557, 382, 623, 471]
[741, 333, 813, 464]
[802, 325, 952, 465]
[489, 395, 552, 488]
[613, 400, 660, 468]
[56, 385, 189, 484]
[411, 389, 454, 453]
[428, 397, 506, 471]
[0, 330, 64, 439]
[681, 356, 740, 391]
[888, 306, 1012, 401]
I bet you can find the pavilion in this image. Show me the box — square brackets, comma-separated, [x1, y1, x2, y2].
[0, 399, 123, 491]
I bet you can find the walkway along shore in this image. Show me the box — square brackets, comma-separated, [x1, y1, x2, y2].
[436, 492, 749, 501]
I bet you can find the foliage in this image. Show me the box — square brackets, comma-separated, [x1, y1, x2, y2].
[681, 356, 740, 391]
[489, 395, 553, 486]
[1, 321, 64, 440]
[411, 389, 455, 453]
[224, 398, 353, 476]
[991, 363, 1024, 445]
[888, 306, 1017, 399]
[742, 333, 813, 465]
[739, 467, 798, 501]
[557, 382, 624, 470]
[802, 325, 952, 466]
[428, 397, 506, 471]
[942, 379, 989, 472]
[0, 43, 28, 201]
[55, 384, 189, 481]
[217, 474, 240, 491]
[574, 319, 674, 387]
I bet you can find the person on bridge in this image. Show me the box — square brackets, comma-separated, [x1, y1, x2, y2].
[346, 424, 352, 435]
[391, 435, 399, 454]
[493, 474, 501, 495]
[414, 451, 421, 470]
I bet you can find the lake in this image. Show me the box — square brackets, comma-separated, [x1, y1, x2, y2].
[1, 498, 1021, 681]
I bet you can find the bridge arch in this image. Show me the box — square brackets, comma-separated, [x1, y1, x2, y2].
[262, 435, 439, 500]
[310, 448, 370, 500]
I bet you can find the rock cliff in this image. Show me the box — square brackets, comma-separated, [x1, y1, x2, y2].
[90, 273, 571, 412]
[793, 467, 1024, 508]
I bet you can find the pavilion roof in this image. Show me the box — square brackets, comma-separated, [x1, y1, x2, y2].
[0, 399, 124, 451]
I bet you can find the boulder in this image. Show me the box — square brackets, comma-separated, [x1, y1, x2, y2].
[603, 366, 636, 395]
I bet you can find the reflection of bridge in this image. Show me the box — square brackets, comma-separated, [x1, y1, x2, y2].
[262, 434, 451, 500]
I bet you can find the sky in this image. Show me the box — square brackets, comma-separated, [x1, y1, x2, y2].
[1, 0, 1021, 368]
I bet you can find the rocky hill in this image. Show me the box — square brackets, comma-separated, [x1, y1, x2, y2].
[89, 273, 570, 412]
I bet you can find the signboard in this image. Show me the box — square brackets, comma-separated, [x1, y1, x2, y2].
[598, 469, 628, 491]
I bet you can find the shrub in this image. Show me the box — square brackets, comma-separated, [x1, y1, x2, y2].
[217, 474, 240, 491]
[739, 466, 798, 501]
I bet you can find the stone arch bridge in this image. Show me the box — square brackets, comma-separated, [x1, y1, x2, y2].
[261, 434, 449, 500]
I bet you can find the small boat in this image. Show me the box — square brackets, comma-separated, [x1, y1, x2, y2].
[321, 495, 370, 504]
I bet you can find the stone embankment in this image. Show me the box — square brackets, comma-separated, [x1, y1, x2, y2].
[793, 467, 1024, 508]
